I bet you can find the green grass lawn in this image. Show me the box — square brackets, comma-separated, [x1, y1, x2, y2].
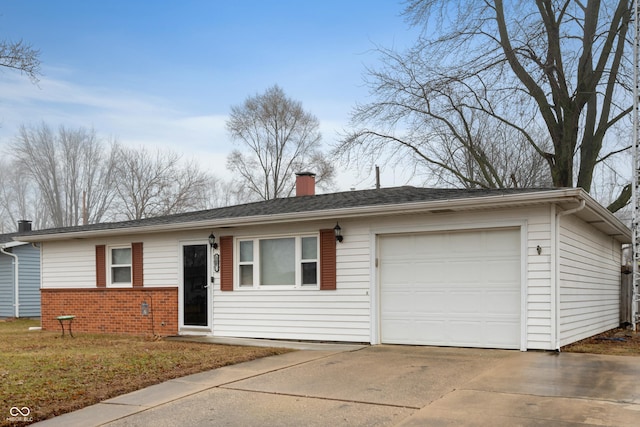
[0, 318, 291, 425]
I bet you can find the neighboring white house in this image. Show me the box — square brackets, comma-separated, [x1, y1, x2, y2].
[0, 221, 41, 318]
[14, 175, 630, 350]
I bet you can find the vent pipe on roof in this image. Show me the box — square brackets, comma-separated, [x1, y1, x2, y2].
[18, 220, 32, 233]
[295, 172, 316, 197]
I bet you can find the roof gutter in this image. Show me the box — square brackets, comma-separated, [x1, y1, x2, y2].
[0, 245, 19, 318]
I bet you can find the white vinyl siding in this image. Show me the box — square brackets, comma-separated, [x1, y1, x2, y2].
[41, 232, 186, 289]
[558, 215, 621, 346]
[211, 221, 372, 342]
[525, 213, 554, 349]
[142, 234, 180, 287]
[41, 241, 96, 288]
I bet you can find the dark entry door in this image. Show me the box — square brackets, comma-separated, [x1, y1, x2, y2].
[183, 244, 208, 327]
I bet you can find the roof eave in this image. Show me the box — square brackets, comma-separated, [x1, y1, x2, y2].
[578, 191, 631, 243]
[1, 240, 29, 249]
[14, 188, 629, 243]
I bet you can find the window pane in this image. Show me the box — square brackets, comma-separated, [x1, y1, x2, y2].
[302, 237, 317, 260]
[240, 241, 253, 262]
[112, 266, 131, 283]
[112, 248, 131, 265]
[302, 262, 317, 285]
[239, 265, 253, 286]
[260, 238, 295, 285]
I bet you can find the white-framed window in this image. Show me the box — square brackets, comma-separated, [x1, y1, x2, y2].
[236, 235, 319, 289]
[109, 245, 132, 287]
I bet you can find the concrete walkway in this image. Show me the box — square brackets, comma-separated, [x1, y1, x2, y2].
[33, 345, 640, 426]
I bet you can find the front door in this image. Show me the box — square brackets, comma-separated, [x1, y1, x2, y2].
[182, 244, 209, 327]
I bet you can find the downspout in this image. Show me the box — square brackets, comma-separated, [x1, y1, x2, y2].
[554, 198, 586, 351]
[0, 245, 19, 318]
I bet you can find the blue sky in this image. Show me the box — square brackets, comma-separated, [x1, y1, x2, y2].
[0, 1, 421, 190]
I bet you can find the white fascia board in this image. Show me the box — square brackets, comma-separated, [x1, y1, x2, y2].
[18, 188, 625, 242]
[1, 240, 29, 249]
[579, 191, 631, 242]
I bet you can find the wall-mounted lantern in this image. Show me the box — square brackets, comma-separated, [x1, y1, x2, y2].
[208, 233, 218, 250]
[334, 222, 344, 243]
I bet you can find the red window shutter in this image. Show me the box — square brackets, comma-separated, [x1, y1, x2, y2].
[132, 242, 144, 287]
[220, 236, 234, 291]
[96, 245, 106, 288]
[320, 229, 336, 290]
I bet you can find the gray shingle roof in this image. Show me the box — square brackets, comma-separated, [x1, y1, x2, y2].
[0, 233, 17, 244]
[13, 186, 560, 237]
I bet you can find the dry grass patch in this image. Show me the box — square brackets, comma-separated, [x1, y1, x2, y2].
[0, 318, 292, 425]
[562, 327, 640, 356]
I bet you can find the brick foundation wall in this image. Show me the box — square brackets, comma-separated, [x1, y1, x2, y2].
[41, 288, 178, 336]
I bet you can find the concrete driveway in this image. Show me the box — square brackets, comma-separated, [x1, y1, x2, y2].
[35, 345, 640, 426]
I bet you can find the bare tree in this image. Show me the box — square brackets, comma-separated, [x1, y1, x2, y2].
[340, 56, 552, 189]
[0, 36, 43, 229]
[0, 159, 47, 232]
[113, 146, 212, 220]
[337, 0, 632, 210]
[10, 123, 118, 227]
[0, 39, 41, 83]
[226, 85, 335, 200]
[4, 124, 223, 227]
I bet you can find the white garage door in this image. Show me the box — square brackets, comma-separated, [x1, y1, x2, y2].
[379, 228, 521, 349]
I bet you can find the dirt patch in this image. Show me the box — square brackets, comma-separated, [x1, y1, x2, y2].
[562, 327, 640, 356]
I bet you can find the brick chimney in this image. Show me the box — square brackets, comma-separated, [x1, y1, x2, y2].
[18, 220, 32, 232]
[295, 172, 316, 196]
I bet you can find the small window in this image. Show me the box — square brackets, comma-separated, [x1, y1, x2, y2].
[238, 240, 254, 287]
[236, 235, 319, 289]
[301, 236, 318, 286]
[110, 246, 132, 286]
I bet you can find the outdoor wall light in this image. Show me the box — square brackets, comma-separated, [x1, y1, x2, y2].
[334, 222, 344, 243]
[208, 233, 218, 250]
[536, 245, 542, 255]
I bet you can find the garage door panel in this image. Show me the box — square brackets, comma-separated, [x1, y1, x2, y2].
[415, 263, 447, 280]
[380, 228, 521, 349]
[382, 289, 448, 313]
[485, 321, 521, 348]
[485, 262, 520, 281]
[449, 262, 485, 282]
[448, 321, 484, 345]
[451, 291, 484, 313]
[413, 234, 447, 252]
[485, 290, 520, 314]
[382, 319, 447, 345]
[485, 228, 521, 247]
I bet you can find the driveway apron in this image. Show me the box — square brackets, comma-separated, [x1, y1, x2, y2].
[33, 346, 640, 427]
